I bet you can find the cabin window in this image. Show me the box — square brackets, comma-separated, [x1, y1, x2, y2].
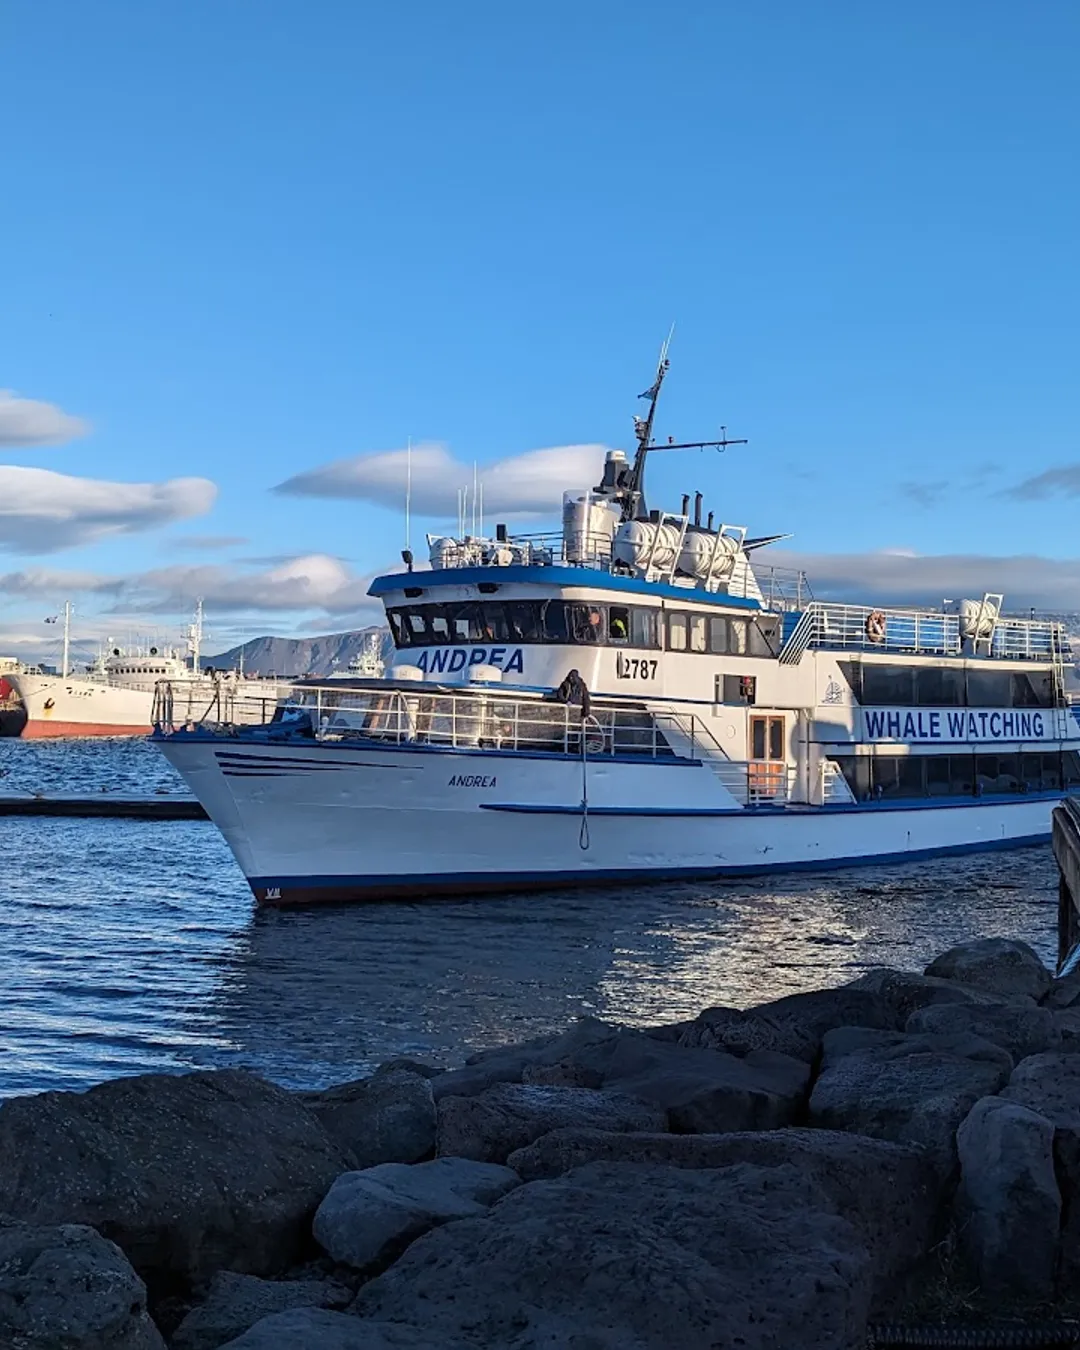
[567, 604, 605, 644]
[631, 608, 660, 649]
[834, 750, 1065, 802]
[915, 667, 964, 706]
[609, 607, 631, 644]
[667, 613, 688, 652]
[708, 617, 728, 653]
[689, 614, 707, 653]
[975, 755, 1023, 794]
[541, 601, 570, 643]
[729, 619, 749, 655]
[429, 610, 450, 642]
[507, 602, 543, 642]
[965, 669, 1012, 707]
[1012, 671, 1054, 708]
[862, 664, 915, 705]
[1064, 751, 1080, 789]
[750, 616, 780, 657]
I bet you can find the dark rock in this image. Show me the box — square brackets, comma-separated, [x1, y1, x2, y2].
[505, 1126, 938, 1295]
[1056, 1008, 1080, 1048]
[925, 938, 1052, 1002]
[1002, 1052, 1080, 1282]
[0, 1218, 165, 1349]
[373, 1058, 440, 1079]
[1043, 966, 1080, 1010]
[0, 1069, 351, 1290]
[955, 1095, 1060, 1303]
[809, 1028, 1013, 1176]
[172, 1272, 352, 1350]
[906, 1000, 1059, 1063]
[429, 1018, 620, 1099]
[679, 986, 899, 1063]
[301, 1068, 436, 1169]
[436, 1082, 666, 1163]
[354, 1161, 873, 1349]
[847, 968, 1015, 1022]
[570, 1031, 812, 1133]
[313, 1157, 520, 1271]
[220, 1308, 462, 1348]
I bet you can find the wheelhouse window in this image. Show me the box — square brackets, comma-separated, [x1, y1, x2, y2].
[667, 613, 688, 652]
[608, 606, 630, 644]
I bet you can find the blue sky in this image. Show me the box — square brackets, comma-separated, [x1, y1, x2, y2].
[1, 1, 1079, 657]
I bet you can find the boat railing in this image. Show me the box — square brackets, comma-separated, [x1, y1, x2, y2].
[780, 600, 1063, 663]
[750, 566, 814, 613]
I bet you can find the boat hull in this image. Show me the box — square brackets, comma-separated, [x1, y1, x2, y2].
[158, 736, 1058, 905]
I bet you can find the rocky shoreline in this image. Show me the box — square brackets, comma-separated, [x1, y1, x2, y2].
[3, 937, 1080, 1348]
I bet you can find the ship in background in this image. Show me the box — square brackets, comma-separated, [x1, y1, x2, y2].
[6, 602, 289, 738]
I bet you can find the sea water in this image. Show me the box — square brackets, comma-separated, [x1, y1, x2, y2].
[0, 738, 1059, 1097]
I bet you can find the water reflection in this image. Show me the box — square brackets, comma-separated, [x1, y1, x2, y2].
[0, 800, 1060, 1095]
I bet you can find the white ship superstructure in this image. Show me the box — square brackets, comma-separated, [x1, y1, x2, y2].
[9, 603, 288, 738]
[156, 352, 1080, 904]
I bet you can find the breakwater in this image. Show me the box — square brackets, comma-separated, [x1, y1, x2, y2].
[3, 936, 1080, 1348]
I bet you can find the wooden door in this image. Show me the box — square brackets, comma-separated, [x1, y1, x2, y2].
[749, 714, 787, 800]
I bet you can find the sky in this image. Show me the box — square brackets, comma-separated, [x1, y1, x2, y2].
[1, 1, 1078, 660]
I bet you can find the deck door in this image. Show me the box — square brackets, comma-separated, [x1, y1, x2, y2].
[749, 714, 787, 800]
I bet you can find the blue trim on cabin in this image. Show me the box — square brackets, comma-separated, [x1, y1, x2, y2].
[367, 566, 763, 609]
[480, 790, 1064, 818]
[248, 832, 1051, 902]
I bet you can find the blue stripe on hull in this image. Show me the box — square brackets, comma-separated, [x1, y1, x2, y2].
[249, 831, 1050, 906]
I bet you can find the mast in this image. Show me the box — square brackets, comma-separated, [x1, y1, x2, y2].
[623, 331, 673, 522]
[619, 333, 748, 522]
[188, 598, 203, 676]
[61, 601, 71, 679]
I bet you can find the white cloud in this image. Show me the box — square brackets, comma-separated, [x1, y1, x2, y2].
[129, 554, 379, 616]
[0, 390, 88, 446]
[275, 442, 611, 518]
[0, 567, 121, 598]
[0, 466, 217, 552]
[768, 547, 1080, 611]
[169, 534, 249, 552]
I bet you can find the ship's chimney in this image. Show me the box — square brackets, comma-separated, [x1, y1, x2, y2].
[694, 492, 703, 527]
[681, 494, 690, 517]
[707, 510, 714, 530]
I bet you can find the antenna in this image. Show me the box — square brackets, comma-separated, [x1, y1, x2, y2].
[471, 462, 478, 535]
[61, 600, 72, 679]
[405, 436, 412, 556]
[188, 598, 203, 676]
[620, 330, 748, 521]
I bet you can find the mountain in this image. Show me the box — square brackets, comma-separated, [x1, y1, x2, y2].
[205, 627, 392, 677]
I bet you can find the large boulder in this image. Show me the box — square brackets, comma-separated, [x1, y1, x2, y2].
[1043, 966, 1080, 1010]
[436, 1083, 666, 1163]
[679, 986, 899, 1063]
[1002, 1052, 1080, 1281]
[808, 1028, 1013, 1176]
[0, 1070, 351, 1290]
[0, 1218, 165, 1350]
[847, 968, 1012, 1022]
[955, 1096, 1060, 1303]
[220, 1308, 464, 1348]
[925, 938, 1052, 1002]
[574, 1031, 812, 1133]
[906, 1000, 1059, 1063]
[313, 1157, 520, 1271]
[505, 1126, 938, 1296]
[172, 1272, 352, 1350]
[354, 1161, 873, 1349]
[429, 1018, 621, 1100]
[300, 1068, 436, 1168]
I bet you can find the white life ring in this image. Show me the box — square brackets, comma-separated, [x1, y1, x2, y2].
[865, 610, 886, 644]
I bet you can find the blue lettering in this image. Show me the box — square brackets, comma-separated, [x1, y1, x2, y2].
[866, 711, 886, 738]
[1019, 712, 1032, 737]
[449, 650, 467, 672]
[978, 712, 989, 737]
[504, 649, 525, 674]
[902, 713, 917, 739]
[414, 651, 429, 672]
[989, 712, 1002, 737]
[1033, 712, 1045, 737]
[947, 711, 966, 737]
[1003, 712, 1015, 737]
[488, 647, 506, 667]
[429, 649, 448, 673]
[930, 712, 941, 737]
[916, 712, 928, 737]
[886, 712, 902, 738]
[469, 648, 488, 666]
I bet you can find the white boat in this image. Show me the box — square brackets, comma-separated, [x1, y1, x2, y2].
[8, 603, 288, 738]
[155, 352, 1080, 904]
